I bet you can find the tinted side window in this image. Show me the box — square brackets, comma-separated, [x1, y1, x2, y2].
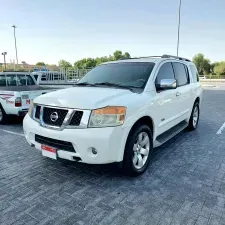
[0, 76, 6, 86]
[17, 75, 27, 85]
[172, 62, 189, 86]
[155, 62, 175, 86]
[6, 75, 17, 86]
[190, 65, 199, 82]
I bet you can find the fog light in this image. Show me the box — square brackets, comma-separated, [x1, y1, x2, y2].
[91, 147, 97, 155]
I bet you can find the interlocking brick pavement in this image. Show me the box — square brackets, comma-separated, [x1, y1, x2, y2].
[0, 89, 225, 225]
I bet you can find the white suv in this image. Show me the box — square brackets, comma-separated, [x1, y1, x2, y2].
[23, 55, 202, 176]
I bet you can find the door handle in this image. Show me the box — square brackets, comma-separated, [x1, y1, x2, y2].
[176, 92, 181, 97]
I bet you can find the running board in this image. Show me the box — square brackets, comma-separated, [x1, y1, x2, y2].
[153, 121, 188, 148]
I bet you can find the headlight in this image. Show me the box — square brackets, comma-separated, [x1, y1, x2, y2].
[88, 106, 126, 128]
[28, 101, 34, 117]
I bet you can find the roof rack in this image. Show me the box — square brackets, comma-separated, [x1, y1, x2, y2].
[119, 55, 191, 62]
[161, 54, 191, 62]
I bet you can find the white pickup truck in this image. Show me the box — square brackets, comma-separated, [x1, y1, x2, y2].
[0, 72, 56, 124]
[23, 55, 202, 176]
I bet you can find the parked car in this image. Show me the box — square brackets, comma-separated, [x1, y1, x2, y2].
[23, 55, 202, 175]
[0, 72, 56, 124]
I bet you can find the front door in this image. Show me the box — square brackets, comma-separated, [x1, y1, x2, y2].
[154, 62, 180, 135]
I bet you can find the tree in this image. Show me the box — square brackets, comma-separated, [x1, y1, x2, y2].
[73, 51, 131, 68]
[192, 54, 211, 75]
[85, 58, 97, 68]
[211, 62, 220, 74]
[74, 59, 88, 69]
[96, 56, 109, 65]
[214, 62, 225, 75]
[123, 52, 131, 59]
[113, 50, 123, 60]
[36, 62, 46, 66]
[58, 59, 72, 68]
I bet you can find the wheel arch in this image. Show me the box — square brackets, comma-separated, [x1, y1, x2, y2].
[128, 116, 154, 136]
[121, 116, 155, 173]
[194, 96, 200, 104]
[124, 116, 155, 151]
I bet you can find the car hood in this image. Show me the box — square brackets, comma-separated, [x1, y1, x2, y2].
[34, 86, 137, 109]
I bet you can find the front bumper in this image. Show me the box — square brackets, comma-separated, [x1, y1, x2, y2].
[23, 114, 128, 164]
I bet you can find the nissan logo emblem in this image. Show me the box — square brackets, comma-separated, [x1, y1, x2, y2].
[50, 112, 59, 122]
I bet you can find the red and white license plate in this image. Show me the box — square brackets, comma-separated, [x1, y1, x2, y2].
[41, 145, 57, 160]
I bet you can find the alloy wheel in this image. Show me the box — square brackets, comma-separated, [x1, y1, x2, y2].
[132, 132, 150, 169]
[193, 106, 199, 128]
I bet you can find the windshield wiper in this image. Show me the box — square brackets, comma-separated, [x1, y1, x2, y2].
[73, 82, 97, 87]
[93, 82, 135, 92]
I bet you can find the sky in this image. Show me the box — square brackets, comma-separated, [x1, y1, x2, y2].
[0, 0, 225, 65]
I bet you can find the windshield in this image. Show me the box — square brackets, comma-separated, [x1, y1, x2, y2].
[78, 62, 155, 89]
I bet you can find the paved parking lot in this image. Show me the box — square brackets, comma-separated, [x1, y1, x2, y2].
[0, 87, 225, 225]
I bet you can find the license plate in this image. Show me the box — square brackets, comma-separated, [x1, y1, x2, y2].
[22, 95, 29, 99]
[41, 145, 57, 160]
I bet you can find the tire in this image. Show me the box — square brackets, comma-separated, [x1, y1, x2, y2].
[123, 124, 153, 176]
[188, 102, 200, 131]
[0, 105, 8, 124]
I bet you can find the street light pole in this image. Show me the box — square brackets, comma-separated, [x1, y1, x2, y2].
[176, 0, 182, 56]
[1, 52, 7, 71]
[12, 25, 18, 66]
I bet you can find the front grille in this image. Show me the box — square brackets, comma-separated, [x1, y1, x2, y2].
[35, 105, 41, 119]
[43, 107, 68, 127]
[69, 111, 83, 126]
[35, 134, 75, 152]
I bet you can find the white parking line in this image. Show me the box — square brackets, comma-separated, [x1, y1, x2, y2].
[217, 122, 225, 135]
[0, 129, 25, 137]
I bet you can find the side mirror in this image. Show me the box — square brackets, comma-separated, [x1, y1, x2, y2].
[158, 79, 177, 90]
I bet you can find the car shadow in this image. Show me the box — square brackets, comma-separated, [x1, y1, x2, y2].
[50, 118, 215, 179]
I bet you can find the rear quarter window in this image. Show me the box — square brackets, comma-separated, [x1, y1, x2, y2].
[190, 65, 200, 82]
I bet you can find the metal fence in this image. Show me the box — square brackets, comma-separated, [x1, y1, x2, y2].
[0, 65, 93, 85]
[31, 67, 92, 85]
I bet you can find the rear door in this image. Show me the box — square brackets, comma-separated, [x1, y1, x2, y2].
[172, 62, 193, 122]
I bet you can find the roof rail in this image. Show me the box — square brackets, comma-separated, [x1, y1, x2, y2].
[161, 54, 191, 62]
[119, 56, 162, 60]
[2, 70, 29, 72]
[119, 55, 191, 62]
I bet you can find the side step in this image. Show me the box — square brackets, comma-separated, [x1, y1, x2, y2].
[153, 120, 188, 148]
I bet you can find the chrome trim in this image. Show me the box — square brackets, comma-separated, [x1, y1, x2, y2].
[66, 110, 91, 129]
[39, 105, 45, 127]
[61, 109, 74, 130]
[80, 110, 91, 128]
[33, 104, 89, 131]
[159, 79, 177, 90]
[33, 104, 40, 123]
